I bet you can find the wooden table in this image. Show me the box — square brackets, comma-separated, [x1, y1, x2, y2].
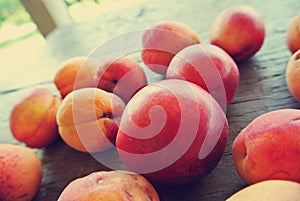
[1, 0, 300, 200]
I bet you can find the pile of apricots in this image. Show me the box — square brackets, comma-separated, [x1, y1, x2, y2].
[2, 4, 300, 201]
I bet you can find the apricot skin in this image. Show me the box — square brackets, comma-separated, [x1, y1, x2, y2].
[232, 109, 300, 184]
[286, 14, 300, 54]
[226, 180, 300, 201]
[58, 170, 160, 201]
[0, 144, 43, 201]
[10, 88, 61, 148]
[286, 49, 300, 102]
[210, 5, 265, 62]
[56, 87, 125, 153]
[141, 21, 200, 75]
[166, 44, 239, 107]
[116, 79, 228, 184]
[94, 57, 148, 103]
[53, 56, 98, 98]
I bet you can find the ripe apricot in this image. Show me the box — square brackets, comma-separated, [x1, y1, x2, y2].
[210, 5, 265, 62]
[286, 14, 300, 54]
[166, 44, 239, 107]
[227, 180, 300, 201]
[232, 109, 300, 184]
[286, 49, 300, 102]
[141, 21, 200, 75]
[58, 170, 160, 201]
[53, 56, 98, 98]
[116, 79, 228, 184]
[0, 144, 43, 201]
[94, 57, 148, 103]
[56, 87, 125, 153]
[10, 88, 61, 148]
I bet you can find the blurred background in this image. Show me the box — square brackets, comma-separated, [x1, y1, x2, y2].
[0, 0, 139, 56]
[0, 0, 143, 90]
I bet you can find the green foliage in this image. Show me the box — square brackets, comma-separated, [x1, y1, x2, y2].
[64, 0, 100, 6]
[0, 0, 25, 24]
[64, 0, 82, 6]
[0, 29, 38, 49]
[5, 9, 31, 25]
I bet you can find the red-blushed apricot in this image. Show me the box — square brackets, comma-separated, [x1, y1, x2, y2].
[10, 88, 61, 148]
[141, 21, 200, 75]
[166, 44, 239, 108]
[226, 180, 300, 201]
[0, 144, 42, 201]
[286, 14, 300, 54]
[210, 5, 265, 62]
[232, 109, 300, 184]
[116, 79, 228, 185]
[53, 56, 99, 98]
[58, 170, 160, 201]
[286, 49, 300, 102]
[56, 87, 125, 153]
[94, 57, 148, 103]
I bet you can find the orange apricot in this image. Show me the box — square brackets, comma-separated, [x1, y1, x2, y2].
[58, 170, 160, 201]
[286, 49, 300, 102]
[10, 88, 61, 148]
[56, 87, 125, 153]
[0, 144, 43, 201]
[53, 56, 99, 98]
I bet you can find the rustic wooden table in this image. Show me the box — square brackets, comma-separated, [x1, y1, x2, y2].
[1, 0, 300, 200]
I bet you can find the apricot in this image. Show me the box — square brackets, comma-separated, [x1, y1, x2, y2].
[53, 56, 98, 98]
[116, 79, 228, 184]
[166, 44, 239, 108]
[56, 87, 125, 153]
[286, 49, 300, 102]
[210, 5, 265, 62]
[0, 144, 43, 201]
[10, 88, 61, 148]
[227, 180, 300, 201]
[286, 14, 300, 54]
[94, 57, 148, 103]
[141, 21, 200, 75]
[232, 109, 300, 184]
[58, 170, 160, 201]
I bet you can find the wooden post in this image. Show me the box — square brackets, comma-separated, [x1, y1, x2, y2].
[20, 0, 73, 37]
